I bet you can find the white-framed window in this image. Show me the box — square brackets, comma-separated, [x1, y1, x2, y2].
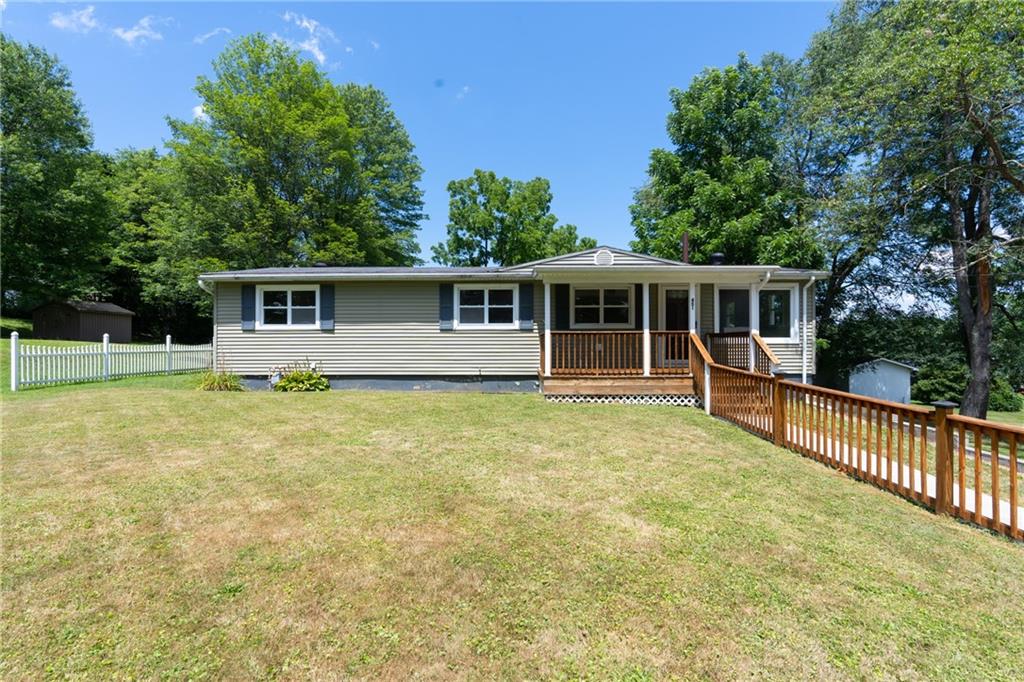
[256, 285, 319, 329]
[454, 284, 518, 328]
[570, 285, 633, 328]
[716, 287, 750, 332]
[758, 285, 798, 341]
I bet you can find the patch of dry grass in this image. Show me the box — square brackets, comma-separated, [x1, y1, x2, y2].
[3, 383, 1023, 679]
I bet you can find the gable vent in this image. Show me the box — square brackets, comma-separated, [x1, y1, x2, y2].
[594, 248, 615, 266]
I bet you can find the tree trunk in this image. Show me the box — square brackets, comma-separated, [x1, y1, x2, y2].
[951, 154, 995, 419]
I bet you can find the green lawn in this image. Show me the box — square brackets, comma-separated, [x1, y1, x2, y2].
[3, 382, 1023, 679]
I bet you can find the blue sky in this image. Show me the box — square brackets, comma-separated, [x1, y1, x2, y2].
[4, 2, 837, 257]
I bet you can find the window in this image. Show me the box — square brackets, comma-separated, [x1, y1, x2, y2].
[572, 286, 632, 328]
[717, 289, 750, 331]
[759, 287, 796, 340]
[257, 286, 319, 328]
[455, 285, 517, 327]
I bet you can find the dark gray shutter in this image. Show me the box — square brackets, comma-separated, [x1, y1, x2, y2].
[634, 283, 643, 330]
[241, 284, 255, 331]
[320, 283, 335, 331]
[439, 283, 454, 331]
[555, 284, 570, 330]
[518, 283, 534, 330]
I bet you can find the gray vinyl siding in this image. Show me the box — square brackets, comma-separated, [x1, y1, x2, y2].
[698, 282, 816, 377]
[531, 251, 676, 268]
[763, 283, 815, 377]
[215, 281, 542, 376]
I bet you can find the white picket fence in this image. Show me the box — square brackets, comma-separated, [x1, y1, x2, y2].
[9, 332, 213, 391]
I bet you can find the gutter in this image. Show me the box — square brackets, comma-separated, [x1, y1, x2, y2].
[801, 276, 817, 384]
[197, 278, 215, 294]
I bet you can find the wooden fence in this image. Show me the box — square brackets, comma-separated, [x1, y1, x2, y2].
[9, 332, 213, 391]
[704, 363, 1023, 541]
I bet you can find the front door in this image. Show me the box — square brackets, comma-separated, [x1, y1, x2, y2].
[661, 288, 690, 365]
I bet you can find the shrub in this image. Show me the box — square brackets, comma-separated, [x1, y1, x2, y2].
[197, 369, 244, 391]
[989, 375, 1023, 412]
[911, 359, 967, 404]
[272, 362, 330, 392]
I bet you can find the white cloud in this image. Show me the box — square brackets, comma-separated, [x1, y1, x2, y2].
[369, 39, 380, 51]
[192, 105, 209, 122]
[280, 11, 337, 65]
[194, 27, 230, 44]
[50, 5, 99, 33]
[113, 15, 168, 47]
[456, 85, 471, 100]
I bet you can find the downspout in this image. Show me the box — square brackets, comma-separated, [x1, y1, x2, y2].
[801, 276, 817, 384]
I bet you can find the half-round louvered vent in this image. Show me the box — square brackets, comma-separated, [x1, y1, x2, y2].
[594, 248, 614, 266]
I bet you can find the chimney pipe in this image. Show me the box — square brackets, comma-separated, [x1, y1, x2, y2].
[680, 232, 690, 264]
[710, 252, 726, 266]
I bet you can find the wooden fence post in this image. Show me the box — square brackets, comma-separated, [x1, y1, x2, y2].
[165, 335, 173, 374]
[102, 333, 110, 381]
[772, 374, 785, 446]
[704, 363, 712, 415]
[932, 400, 957, 515]
[10, 332, 19, 392]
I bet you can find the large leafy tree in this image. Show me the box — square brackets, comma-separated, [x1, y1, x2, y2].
[432, 170, 595, 266]
[817, 0, 1024, 417]
[0, 36, 110, 310]
[155, 34, 425, 312]
[630, 54, 823, 268]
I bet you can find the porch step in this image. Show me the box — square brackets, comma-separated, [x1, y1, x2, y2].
[542, 375, 695, 396]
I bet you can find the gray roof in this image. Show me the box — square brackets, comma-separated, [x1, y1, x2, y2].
[853, 358, 919, 373]
[197, 246, 832, 283]
[39, 301, 135, 316]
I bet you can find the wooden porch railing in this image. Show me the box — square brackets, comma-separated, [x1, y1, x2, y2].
[549, 331, 643, 376]
[688, 334, 713, 406]
[752, 333, 779, 375]
[705, 332, 751, 370]
[650, 331, 690, 375]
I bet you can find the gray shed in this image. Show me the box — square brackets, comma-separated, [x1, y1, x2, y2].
[32, 301, 134, 343]
[849, 358, 917, 404]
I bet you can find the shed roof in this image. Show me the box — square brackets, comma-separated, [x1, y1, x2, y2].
[852, 358, 918, 373]
[37, 301, 135, 316]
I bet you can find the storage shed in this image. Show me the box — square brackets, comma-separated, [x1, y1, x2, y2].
[849, 358, 917, 404]
[32, 301, 134, 343]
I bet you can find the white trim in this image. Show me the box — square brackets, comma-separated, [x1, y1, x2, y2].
[543, 281, 552, 377]
[569, 284, 635, 329]
[453, 283, 519, 329]
[758, 284, 800, 343]
[642, 282, 650, 377]
[255, 284, 320, 330]
[712, 283, 798, 342]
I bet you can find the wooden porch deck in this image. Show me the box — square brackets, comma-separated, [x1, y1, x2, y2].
[542, 375, 695, 396]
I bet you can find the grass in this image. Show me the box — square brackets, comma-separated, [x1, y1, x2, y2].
[3, 381, 1023, 678]
[986, 409, 1024, 428]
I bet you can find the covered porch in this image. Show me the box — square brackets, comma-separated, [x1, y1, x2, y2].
[537, 277, 783, 394]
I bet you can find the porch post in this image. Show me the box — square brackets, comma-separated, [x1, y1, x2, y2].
[748, 282, 758, 371]
[688, 283, 697, 333]
[642, 282, 651, 377]
[543, 280, 552, 377]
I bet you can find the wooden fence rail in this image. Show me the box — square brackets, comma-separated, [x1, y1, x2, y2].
[703, 363, 1023, 541]
[10, 332, 213, 391]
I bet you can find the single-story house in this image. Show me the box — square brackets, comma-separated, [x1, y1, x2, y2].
[32, 300, 134, 343]
[849, 358, 917, 405]
[197, 246, 828, 399]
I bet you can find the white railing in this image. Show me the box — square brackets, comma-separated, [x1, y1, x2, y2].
[9, 332, 213, 391]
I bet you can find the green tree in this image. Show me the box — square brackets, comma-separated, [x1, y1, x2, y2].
[630, 54, 823, 268]
[0, 35, 110, 310]
[432, 170, 595, 266]
[817, 0, 1024, 417]
[154, 34, 424, 312]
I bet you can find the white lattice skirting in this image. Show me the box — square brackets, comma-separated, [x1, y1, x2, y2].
[545, 394, 704, 407]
